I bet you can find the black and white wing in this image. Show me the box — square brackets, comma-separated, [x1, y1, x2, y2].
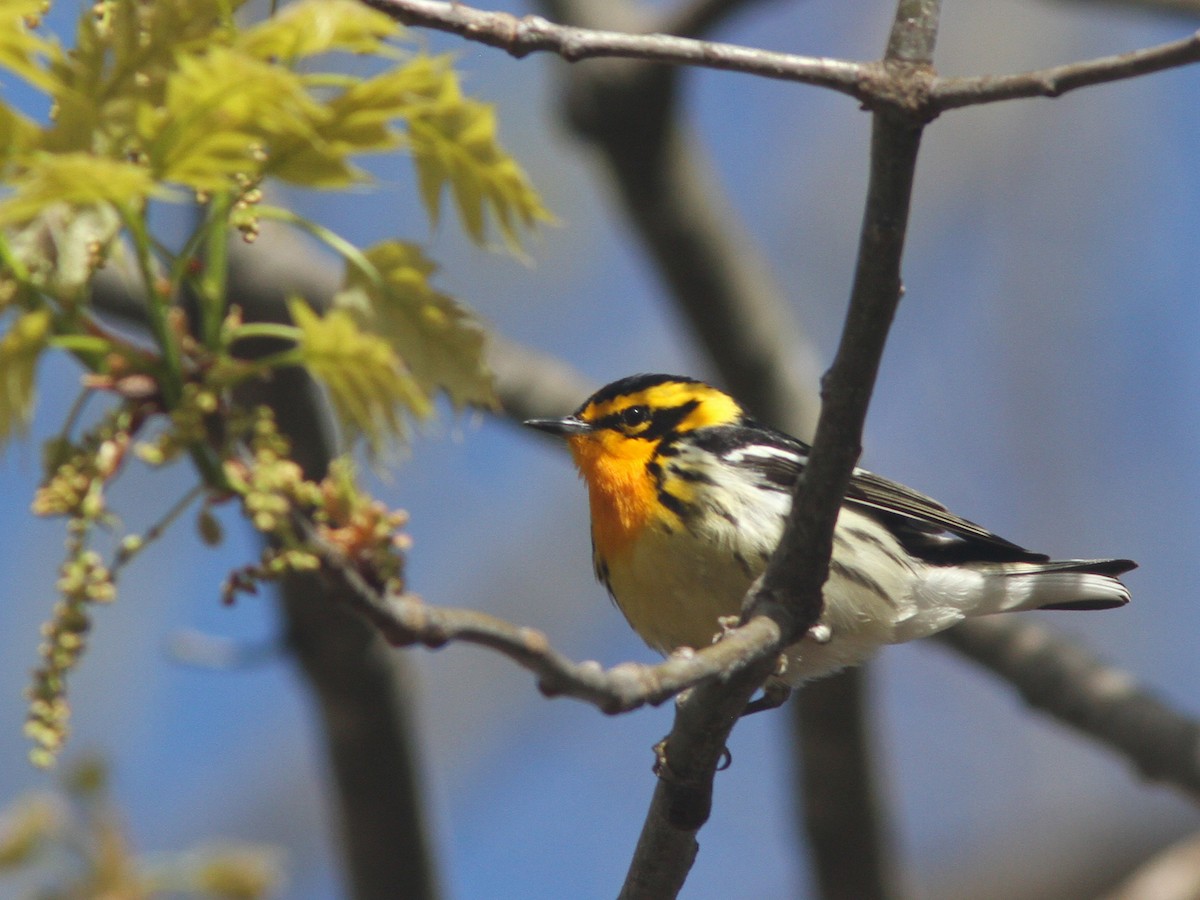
[843, 468, 1049, 563]
[696, 422, 1049, 565]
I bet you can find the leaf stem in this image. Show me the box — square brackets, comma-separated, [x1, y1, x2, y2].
[254, 206, 389, 297]
[198, 192, 234, 349]
[119, 204, 182, 408]
[226, 321, 303, 344]
[113, 483, 207, 571]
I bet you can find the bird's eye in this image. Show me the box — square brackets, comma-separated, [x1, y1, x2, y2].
[620, 405, 650, 428]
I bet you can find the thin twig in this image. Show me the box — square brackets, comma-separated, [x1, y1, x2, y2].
[364, 0, 868, 96]
[752, 7, 940, 898]
[618, 650, 781, 900]
[933, 29, 1200, 109]
[304, 518, 791, 715]
[1050, 0, 1200, 19]
[610, 0, 941, 890]
[792, 668, 891, 900]
[367, 0, 1200, 118]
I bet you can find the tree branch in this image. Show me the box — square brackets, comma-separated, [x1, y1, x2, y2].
[508, 0, 909, 893]
[588, 0, 935, 892]
[368, 0, 1200, 121]
[932, 29, 1200, 110]
[937, 618, 1200, 796]
[792, 668, 891, 900]
[362, 0, 868, 96]
[753, 108, 925, 647]
[1102, 831, 1200, 900]
[618, 652, 782, 900]
[1049, 0, 1200, 18]
[306, 520, 791, 716]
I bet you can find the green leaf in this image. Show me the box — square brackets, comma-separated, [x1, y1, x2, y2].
[151, 47, 328, 190]
[237, 0, 401, 63]
[264, 66, 425, 186]
[0, 0, 62, 93]
[334, 240, 495, 410]
[42, 0, 243, 156]
[0, 153, 161, 227]
[0, 793, 62, 869]
[287, 298, 429, 452]
[0, 98, 36, 161]
[402, 57, 551, 251]
[0, 308, 51, 445]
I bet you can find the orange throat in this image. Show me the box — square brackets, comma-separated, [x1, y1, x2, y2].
[567, 433, 658, 561]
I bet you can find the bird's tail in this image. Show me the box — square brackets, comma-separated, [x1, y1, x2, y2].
[984, 558, 1136, 613]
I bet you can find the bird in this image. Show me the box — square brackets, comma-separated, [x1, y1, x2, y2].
[524, 373, 1135, 685]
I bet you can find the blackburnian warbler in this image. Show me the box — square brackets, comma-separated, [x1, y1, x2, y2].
[525, 374, 1135, 684]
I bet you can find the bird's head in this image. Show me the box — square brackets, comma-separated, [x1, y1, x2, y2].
[524, 373, 744, 478]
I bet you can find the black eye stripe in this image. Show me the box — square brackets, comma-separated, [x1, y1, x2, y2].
[642, 400, 699, 440]
[593, 399, 700, 438]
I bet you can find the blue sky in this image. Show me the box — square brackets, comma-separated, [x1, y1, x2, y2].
[3, 3, 1200, 898]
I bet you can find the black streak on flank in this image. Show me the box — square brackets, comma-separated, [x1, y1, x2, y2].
[710, 503, 738, 526]
[829, 559, 894, 606]
[841, 525, 893, 555]
[656, 489, 691, 520]
[667, 463, 717, 485]
[733, 551, 755, 578]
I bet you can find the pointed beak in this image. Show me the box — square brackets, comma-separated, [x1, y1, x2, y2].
[523, 415, 593, 437]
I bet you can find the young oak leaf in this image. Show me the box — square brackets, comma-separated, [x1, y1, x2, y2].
[0, 98, 36, 161]
[333, 240, 495, 411]
[287, 298, 430, 452]
[0, 793, 63, 869]
[0, 154, 161, 227]
[40, 0, 244, 157]
[236, 0, 401, 63]
[151, 48, 328, 191]
[264, 63, 438, 186]
[400, 56, 551, 251]
[0, 308, 51, 445]
[0, 0, 63, 93]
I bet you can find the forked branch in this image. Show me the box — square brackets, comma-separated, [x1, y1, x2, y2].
[367, 0, 1200, 116]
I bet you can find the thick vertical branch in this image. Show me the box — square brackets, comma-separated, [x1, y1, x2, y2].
[619, 654, 782, 900]
[532, 2, 890, 897]
[227, 233, 441, 900]
[775, 3, 936, 896]
[938, 619, 1200, 795]
[240, 367, 441, 900]
[793, 669, 890, 900]
[622, 99, 928, 900]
